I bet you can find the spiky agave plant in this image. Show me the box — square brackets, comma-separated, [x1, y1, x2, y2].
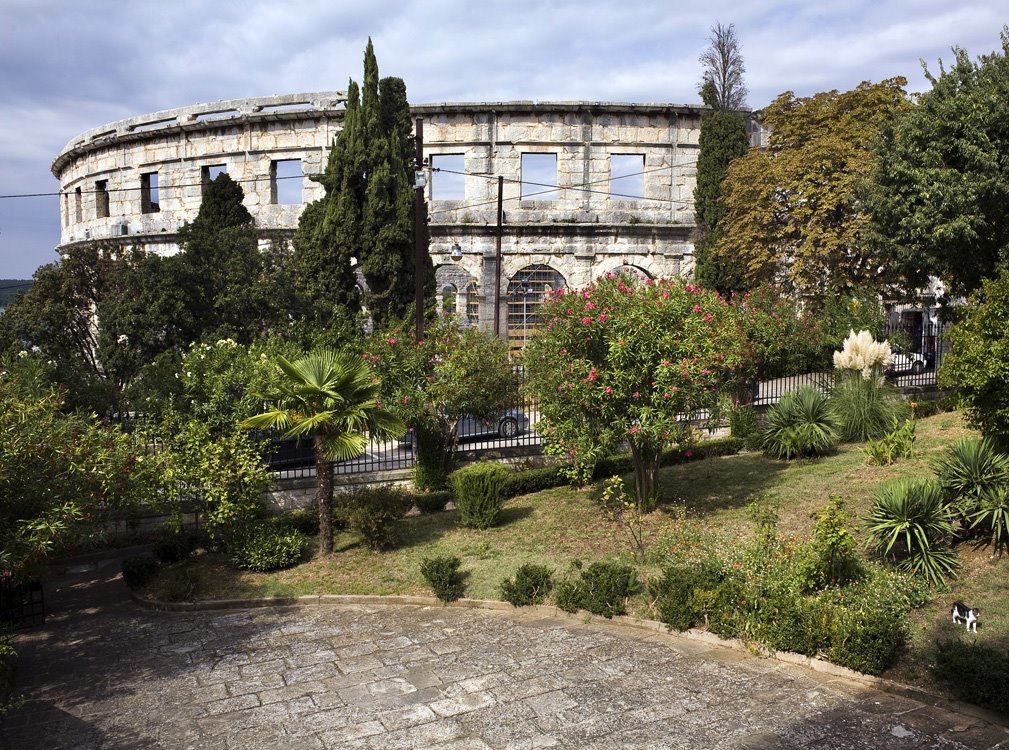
[865, 479, 957, 586]
[934, 437, 1009, 522]
[970, 484, 1009, 557]
[760, 385, 840, 460]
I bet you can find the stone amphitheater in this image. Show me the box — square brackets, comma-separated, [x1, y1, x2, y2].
[52, 92, 754, 339]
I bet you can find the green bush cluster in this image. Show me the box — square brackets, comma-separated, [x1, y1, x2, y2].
[451, 462, 510, 529]
[153, 529, 200, 564]
[413, 490, 453, 514]
[651, 501, 926, 675]
[501, 466, 567, 497]
[228, 524, 306, 572]
[864, 479, 956, 586]
[555, 561, 639, 618]
[338, 485, 413, 550]
[121, 554, 160, 589]
[864, 417, 916, 466]
[268, 508, 322, 536]
[420, 555, 465, 602]
[931, 640, 1009, 715]
[500, 564, 554, 606]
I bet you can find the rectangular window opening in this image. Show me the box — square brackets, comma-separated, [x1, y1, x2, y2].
[74, 186, 83, 223]
[201, 164, 228, 194]
[141, 172, 160, 214]
[431, 154, 465, 200]
[521, 153, 558, 200]
[610, 154, 645, 200]
[271, 159, 302, 205]
[95, 180, 110, 219]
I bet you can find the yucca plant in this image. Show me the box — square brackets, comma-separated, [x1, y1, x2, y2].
[970, 484, 1009, 557]
[865, 479, 958, 586]
[934, 438, 1009, 522]
[761, 385, 840, 460]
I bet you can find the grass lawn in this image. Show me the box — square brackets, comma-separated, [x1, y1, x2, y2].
[141, 410, 1009, 695]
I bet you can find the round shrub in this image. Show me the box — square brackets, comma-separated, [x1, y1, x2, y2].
[414, 490, 453, 514]
[555, 561, 639, 618]
[451, 462, 510, 530]
[650, 564, 727, 632]
[420, 555, 465, 602]
[760, 385, 840, 459]
[121, 554, 160, 589]
[500, 564, 554, 607]
[931, 640, 1009, 715]
[153, 529, 198, 564]
[268, 508, 321, 536]
[338, 485, 413, 550]
[229, 524, 306, 572]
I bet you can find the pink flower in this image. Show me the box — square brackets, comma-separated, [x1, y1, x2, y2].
[387, 337, 397, 344]
[585, 302, 596, 310]
[693, 305, 701, 313]
[605, 386, 613, 395]
[582, 317, 593, 325]
[671, 386, 678, 392]
[684, 449, 693, 458]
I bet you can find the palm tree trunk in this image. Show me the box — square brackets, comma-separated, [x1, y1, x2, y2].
[315, 435, 335, 554]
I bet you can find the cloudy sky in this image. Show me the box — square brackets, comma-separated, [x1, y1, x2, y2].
[0, 0, 1004, 279]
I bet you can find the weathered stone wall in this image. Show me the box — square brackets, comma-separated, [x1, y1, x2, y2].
[53, 95, 726, 334]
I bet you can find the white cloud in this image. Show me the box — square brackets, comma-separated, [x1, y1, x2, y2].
[0, 0, 1004, 277]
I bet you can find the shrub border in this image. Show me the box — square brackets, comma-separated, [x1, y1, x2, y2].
[128, 589, 1007, 727]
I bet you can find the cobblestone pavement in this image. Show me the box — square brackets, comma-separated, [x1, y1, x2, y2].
[2, 558, 1007, 749]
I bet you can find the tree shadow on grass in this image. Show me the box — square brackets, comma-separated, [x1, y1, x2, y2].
[655, 452, 792, 517]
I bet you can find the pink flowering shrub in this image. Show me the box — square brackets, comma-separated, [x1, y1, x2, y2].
[525, 273, 776, 510]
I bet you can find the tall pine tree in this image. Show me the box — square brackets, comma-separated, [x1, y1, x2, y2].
[293, 39, 433, 334]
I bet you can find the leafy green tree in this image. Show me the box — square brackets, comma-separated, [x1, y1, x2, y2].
[0, 353, 157, 575]
[0, 244, 119, 411]
[524, 274, 757, 509]
[175, 173, 293, 343]
[292, 40, 433, 333]
[865, 29, 1009, 300]
[242, 349, 403, 554]
[692, 111, 750, 295]
[712, 79, 908, 297]
[365, 316, 518, 490]
[940, 269, 1009, 450]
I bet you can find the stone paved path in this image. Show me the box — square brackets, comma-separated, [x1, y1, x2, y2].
[2, 557, 1007, 749]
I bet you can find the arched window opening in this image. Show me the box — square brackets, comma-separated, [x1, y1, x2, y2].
[507, 264, 565, 350]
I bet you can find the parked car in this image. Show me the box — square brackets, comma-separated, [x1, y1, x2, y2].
[399, 409, 530, 446]
[888, 351, 928, 376]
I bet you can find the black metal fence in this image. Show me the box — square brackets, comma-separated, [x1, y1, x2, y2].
[751, 321, 948, 407]
[0, 576, 44, 630]
[109, 322, 945, 478]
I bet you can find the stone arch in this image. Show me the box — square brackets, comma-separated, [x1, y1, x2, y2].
[506, 264, 566, 349]
[435, 263, 479, 327]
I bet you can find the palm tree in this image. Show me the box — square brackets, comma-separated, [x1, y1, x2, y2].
[243, 349, 403, 554]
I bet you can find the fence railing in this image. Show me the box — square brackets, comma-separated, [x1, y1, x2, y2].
[109, 322, 947, 479]
[751, 321, 948, 407]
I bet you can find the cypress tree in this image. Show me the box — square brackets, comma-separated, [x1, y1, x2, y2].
[692, 111, 750, 296]
[293, 39, 434, 334]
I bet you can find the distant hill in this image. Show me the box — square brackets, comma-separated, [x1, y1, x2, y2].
[0, 279, 32, 309]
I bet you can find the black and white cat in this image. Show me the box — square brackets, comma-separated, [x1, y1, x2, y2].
[951, 601, 980, 632]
